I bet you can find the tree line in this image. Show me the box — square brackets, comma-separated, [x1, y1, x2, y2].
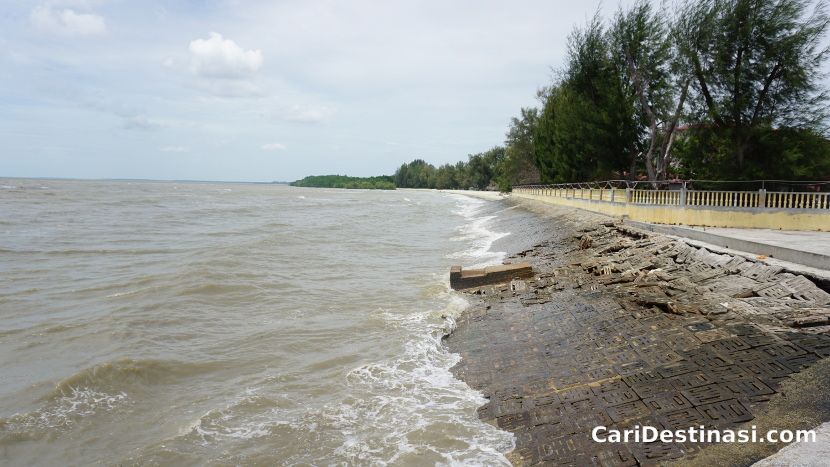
[398, 0, 830, 190]
[291, 175, 395, 190]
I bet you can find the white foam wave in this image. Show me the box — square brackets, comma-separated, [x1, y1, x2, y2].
[1, 387, 129, 435]
[183, 390, 294, 443]
[446, 195, 508, 268]
[319, 284, 513, 465]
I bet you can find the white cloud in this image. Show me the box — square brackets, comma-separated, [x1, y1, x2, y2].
[189, 32, 263, 79]
[161, 146, 189, 153]
[284, 104, 334, 123]
[261, 143, 286, 151]
[30, 5, 107, 37]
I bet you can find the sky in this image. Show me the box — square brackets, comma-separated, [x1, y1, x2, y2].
[0, 0, 740, 182]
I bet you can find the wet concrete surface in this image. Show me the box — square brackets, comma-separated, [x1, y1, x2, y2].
[444, 198, 830, 466]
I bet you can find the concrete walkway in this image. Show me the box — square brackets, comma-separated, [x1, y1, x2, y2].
[683, 227, 830, 258]
[753, 422, 830, 467]
[624, 221, 830, 273]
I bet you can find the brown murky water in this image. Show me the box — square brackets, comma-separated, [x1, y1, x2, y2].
[0, 179, 518, 466]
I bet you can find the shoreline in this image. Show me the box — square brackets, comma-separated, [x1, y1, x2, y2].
[444, 196, 830, 465]
[437, 189, 506, 201]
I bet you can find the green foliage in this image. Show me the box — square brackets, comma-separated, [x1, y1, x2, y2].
[290, 175, 396, 190]
[610, 0, 689, 181]
[534, 15, 639, 183]
[497, 107, 541, 191]
[674, 126, 830, 180]
[393, 148, 505, 190]
[534, 16, 638, 182]
[531, 0, 830, 183]
[676, 0, 830, 171]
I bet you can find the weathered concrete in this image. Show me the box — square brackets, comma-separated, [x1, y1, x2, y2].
[451, 263, 534, 290]
[751, 422, 830, 467]
[693, 228, 830, 257]
[444, 198, 830, 466]
[625, 221, 830, 272]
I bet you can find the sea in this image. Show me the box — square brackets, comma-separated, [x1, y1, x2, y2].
[0, 179, 523, 466]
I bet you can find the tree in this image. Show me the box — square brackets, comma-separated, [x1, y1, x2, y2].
[464, 147, 504, 190]
[610, 0, 690, 181]
[676, 0, 830, 173]
[393, 159, 436, 188]
[498, 107, 541, 190]
[534, 14, 639, 182]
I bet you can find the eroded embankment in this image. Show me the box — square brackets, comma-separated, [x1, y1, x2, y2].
[444, 198, 830, 466]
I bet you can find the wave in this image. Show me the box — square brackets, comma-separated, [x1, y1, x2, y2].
[445, 195, 509, 267]
[177, 282, 265, 297]
[326, 287, 514, 465]
[135, 288, 514, 465]
[0, 359, 223, 444]
[46, 359, 221, 396]
[178, 391, 294, 444]
[0, 387, 129, 443]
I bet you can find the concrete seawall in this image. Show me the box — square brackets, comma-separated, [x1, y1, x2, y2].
[512, 191, 830, 232]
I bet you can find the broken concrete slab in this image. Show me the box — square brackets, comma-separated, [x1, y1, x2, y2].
[450, 262, 534, 290]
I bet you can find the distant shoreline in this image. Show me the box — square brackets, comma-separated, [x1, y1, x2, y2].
[0, 176, 290, 185]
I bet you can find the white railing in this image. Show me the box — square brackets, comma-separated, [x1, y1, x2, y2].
[514, 184, 830, 211]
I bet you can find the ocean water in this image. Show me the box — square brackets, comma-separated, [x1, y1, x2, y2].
[0, 179, 516, 466]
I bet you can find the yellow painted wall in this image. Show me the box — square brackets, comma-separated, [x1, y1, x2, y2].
[513, 192, 830, 232]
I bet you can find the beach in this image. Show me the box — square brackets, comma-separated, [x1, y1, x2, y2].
[445, 195, 830, 466]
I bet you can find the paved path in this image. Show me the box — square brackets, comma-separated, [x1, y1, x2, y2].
[753, 422, 830, 466]
[683, 227, 830, 258]
[624, 222, 830, 273]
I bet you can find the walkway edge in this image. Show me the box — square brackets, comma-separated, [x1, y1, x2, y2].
[624, 220, 830, 271]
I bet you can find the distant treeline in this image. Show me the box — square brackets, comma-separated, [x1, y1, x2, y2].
[392, 148, 517, 191]
[290, 175, 396, 190]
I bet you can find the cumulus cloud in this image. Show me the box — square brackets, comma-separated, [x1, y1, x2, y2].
[189, 32, 263, 79]
[30, 5, 107, 37]
[261, 143, 286, 151]
[161, 146, 189, 153]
